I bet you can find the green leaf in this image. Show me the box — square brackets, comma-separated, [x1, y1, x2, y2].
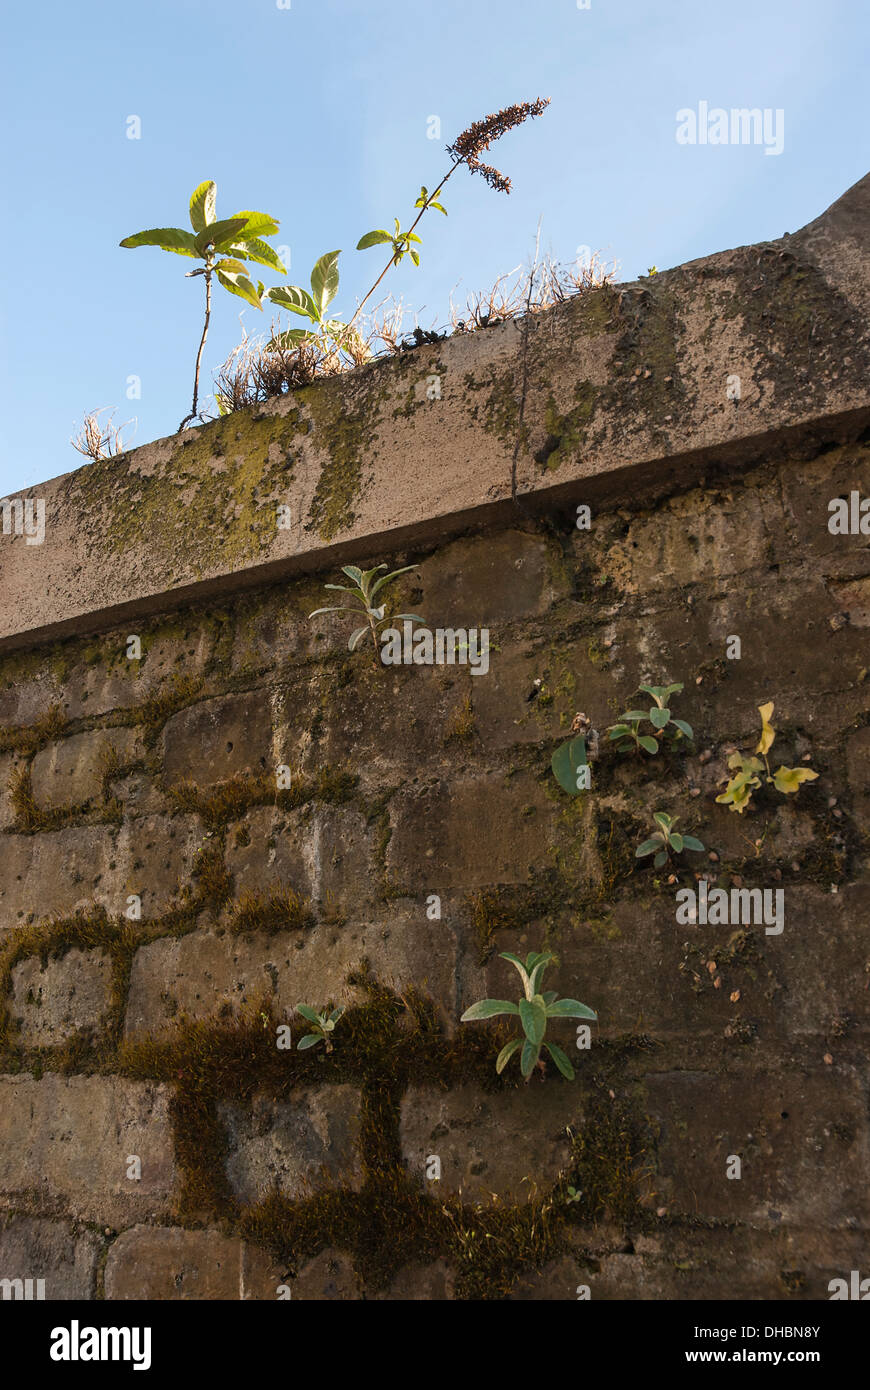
[329, 1008, 345, 1023]
[520, 1039, 540, 1079]
[635, 837, 662, 858]
[551, 735, 588, 796]
[527, 954, 554, 996]
[638, 735, 659, 754]
[545, 998, 597, 1020]
[189, 181, 217, 233]
[669, 832, 684, 853]
[410, 250, 420, 266]
[357, 229, 395, 249]
[545, 1041, 575, 1080]
[267, 329, 317, 350]
[495, 1038, 522, 1074]
[653, 850, 668, 868]
[119, 226, 199, 258]
[670, 719, 694, 739]
[214, 258, 248, 276]
[215, 269, 262, 308]
[607, 725, 630, 740]
[519, 997, 547, 1046]
[542, 991, 558, 1006]
[460, 999, 520, 1021]
[194, 217, 248, 253]
[650, 706, 670, 729]
[348, 626, 370, 652]
[310, 250, 341, 317]
[296, 1033, 322, 1050]
[229, 237, 286, 273]
[681, 835, 705, 852]
[295, 1005, 322, 1025]
[498, 953, 531, 996]
[369, 565, 417, 599]
[231, 210, 280, 238]
[268, 285, 319, 320]
[622, 711, 648, 722]
[341, 565, 364, 585]
[307, 606, 347, 618]
[653, 812, 674, 830]
[772, 765, 819, 794]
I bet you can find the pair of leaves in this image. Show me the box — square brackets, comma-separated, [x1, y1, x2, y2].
[357, 217, 423, 267]
[268, 250, 341, 330]
[636, 812, 704, 864]
[296, 1003, 344, 1050]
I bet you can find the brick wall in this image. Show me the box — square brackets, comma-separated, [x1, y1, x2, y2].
[1, 431, 868, 1299]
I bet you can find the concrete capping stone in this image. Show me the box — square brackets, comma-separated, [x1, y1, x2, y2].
[1, 174, 868, 653]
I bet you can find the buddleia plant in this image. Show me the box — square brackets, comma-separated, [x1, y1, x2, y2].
[461, 951, 597, 1081]
[309, 563, 424, 661]
[120, 180, 286, 429]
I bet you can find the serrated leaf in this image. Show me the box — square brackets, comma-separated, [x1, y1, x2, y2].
[195, 217, 248, 253]
[119, 226, 199, 257]
[460, 999, 521, 1021]
[545, 1041, 575, 1080]
[310, 249, 341, 317]
[189, 181, 217, 233]
[228, 237, 286, 273]
[231, 210, 280, 238]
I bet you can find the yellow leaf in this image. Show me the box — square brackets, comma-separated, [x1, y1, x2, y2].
[772, 765, 819, 794]
[756, 701, 776, 756]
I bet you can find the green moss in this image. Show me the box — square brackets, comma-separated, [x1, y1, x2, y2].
[300, 371, 385, 541]
[535, 381, 598, 471]
[74, 409, 309, 575]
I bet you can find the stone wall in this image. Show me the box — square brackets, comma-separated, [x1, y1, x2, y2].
[0, 175, 868, 1301]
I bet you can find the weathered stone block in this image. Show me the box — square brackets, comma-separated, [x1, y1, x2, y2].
[0, 827, 113, 933]
[11, 947, 113, 1046]
[642, 1066, 870, 1227]
[386, 772, 558, 891]
[285, 1247, 360, 1299]
[104, 1226, 285, 1300]
[375, 1260, 455, 1300]
[162, 690, 273, 785]
[400, 1082, 583, 1202]
[225, 803, 376, 915]
[0, 1213, 101, 1300]
[125, 908, 459, 1038]
[846, 725, 870, 823]
[419, 531, 566, 626]
[113, 813, 205, 918]
[30, 728, 143, 809]
[219, 1086, 363, 1203]
[0, 1074, 175, 1224]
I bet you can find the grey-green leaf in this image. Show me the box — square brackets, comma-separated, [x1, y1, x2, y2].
[460, 999, 520, 1021]
[519, 997, 547, 1046]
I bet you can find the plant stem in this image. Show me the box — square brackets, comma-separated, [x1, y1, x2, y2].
[348, 163, 462, 330]
[178, 266, 212, 432]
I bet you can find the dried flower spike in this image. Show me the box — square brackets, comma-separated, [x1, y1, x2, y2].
[447, 98, 551, 193]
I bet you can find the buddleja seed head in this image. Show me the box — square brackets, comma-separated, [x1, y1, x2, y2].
[446, 97, 551, 193]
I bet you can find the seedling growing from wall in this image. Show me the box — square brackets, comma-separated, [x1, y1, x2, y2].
[716, 702, 818, 813]
[607, 682, 693, 755]
[120, 180, 286, 429]
[309, 564, 423, 661]
[296, 1004, 345, 1053]
[635, 812, 704, 869]
[461, 951, 596, 1081]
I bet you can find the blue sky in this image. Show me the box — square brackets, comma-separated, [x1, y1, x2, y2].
[1, 0, 866, 495]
